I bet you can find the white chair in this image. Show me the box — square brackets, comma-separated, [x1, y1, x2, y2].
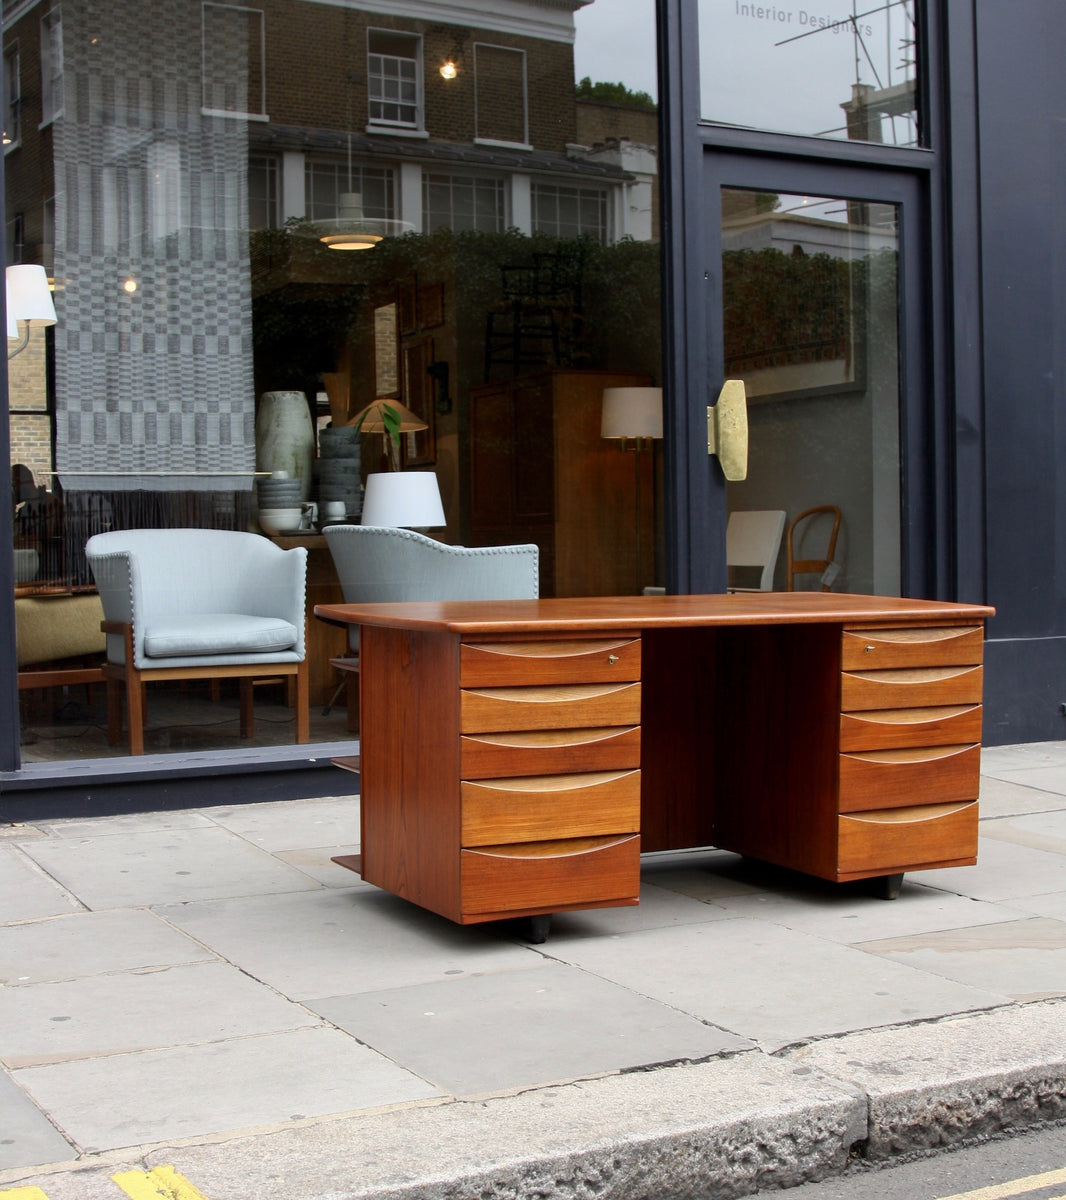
[85, 529, 308, 755]
[323, 525, 539, 730]
[726, 510, 786, 592]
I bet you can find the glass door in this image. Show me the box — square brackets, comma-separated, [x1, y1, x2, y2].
[705, 156, 928, 596]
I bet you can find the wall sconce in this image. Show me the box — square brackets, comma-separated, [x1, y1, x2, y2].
[439, 60, 458, 80]
[7, 264, 57, 359]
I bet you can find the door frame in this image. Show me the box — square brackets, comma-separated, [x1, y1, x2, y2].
[656, 0, 964, 601]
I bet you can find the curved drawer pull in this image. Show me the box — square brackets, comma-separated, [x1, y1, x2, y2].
[844, 743, 975, 765]
[848, 801, 974, 824]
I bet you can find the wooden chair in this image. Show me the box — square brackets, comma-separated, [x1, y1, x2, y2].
[322, 526, 539, 732]
[85, 529, 309, 755]
[726, 510, 787, 592]
[786, 505, 843, 591]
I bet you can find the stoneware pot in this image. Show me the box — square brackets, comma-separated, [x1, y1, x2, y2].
[255, 391, 315, 502]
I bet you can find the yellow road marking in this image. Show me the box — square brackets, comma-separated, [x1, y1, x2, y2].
[0, 1189, 52, 1199]
[111, 1166, 211, 1200]
[938, 1167, 1066, 1200]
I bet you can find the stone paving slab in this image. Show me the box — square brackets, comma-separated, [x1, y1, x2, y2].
[2, 753, 1066, 1200]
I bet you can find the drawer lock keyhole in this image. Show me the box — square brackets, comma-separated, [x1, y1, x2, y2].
[608, 654, 619, 664]
[864, 644, 875, 654]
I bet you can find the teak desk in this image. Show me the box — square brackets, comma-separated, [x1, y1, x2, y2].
[315, 593, 995, 938]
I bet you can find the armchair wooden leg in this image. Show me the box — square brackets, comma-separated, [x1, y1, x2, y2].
[125, 666, 145, 756]
[239, 678, 254, 739]
[294, 659, 310, 744]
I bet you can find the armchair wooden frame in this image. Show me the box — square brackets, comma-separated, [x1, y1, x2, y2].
[101, 619, 310, 756]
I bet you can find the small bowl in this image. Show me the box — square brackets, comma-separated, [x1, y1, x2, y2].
[257, 507, 303, 535]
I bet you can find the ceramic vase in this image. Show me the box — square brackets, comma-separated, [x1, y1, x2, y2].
[255, 391, 315, 502]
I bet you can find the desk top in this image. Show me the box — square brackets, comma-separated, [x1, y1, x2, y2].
[314, 592, 995, 636]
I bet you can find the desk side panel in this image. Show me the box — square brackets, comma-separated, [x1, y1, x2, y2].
[710, 624, 842, 878]
[360, 626, 462, 920]
[640, 628, 719, 852]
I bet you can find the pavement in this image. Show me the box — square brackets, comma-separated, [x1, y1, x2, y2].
[1, 742, 1065, 1200]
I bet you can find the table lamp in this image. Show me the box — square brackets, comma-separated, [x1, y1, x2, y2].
[361, 470, 446, 530]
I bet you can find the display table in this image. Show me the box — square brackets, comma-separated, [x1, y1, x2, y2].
[314, 592, 995, 937]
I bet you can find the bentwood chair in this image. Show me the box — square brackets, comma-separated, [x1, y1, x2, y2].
[85, 528, 308, 754]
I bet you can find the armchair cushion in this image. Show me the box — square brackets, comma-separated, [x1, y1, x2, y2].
[143, 614, 299, 659]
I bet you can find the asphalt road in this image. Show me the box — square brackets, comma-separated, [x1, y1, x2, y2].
[778, 1123, 1066, 1200]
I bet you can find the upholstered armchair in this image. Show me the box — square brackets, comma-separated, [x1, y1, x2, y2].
[323, 526, 539, 730]
[85, 529, 309, 755]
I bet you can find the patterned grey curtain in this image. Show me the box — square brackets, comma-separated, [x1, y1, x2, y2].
[53, 0, 256, 492]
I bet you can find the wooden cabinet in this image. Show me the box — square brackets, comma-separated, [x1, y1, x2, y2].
[834, 623, 983, 879]
[467, 370, 656, 597]
[357, 626, 642, 926]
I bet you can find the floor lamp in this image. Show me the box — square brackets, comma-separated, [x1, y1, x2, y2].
[601, 386, 663, 592]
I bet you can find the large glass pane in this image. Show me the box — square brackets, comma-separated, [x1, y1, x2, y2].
[722, 188, 901, 594]
[699, 1, 920, 145]
[6, 0, 662, 763]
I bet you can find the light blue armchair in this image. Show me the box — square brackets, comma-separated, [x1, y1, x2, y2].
[85, 528, 308, 755]
[322, 525, 539, 730]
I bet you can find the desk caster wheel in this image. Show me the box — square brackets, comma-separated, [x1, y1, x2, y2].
[526, 914, 552, 944]
[872, 873, 904, 900]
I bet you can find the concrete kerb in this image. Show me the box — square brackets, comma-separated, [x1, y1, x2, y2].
[6, 1000, 1066, 1200]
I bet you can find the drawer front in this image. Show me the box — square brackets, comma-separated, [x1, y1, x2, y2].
[461, 834, 640, 917]
[461, 770, 640, 845]
[841, 665, 983, 712]
[461, 682, 642, 733]
[461, 638, 641, 687]
[838, 743, 981, 813]
[837, 801, 978, 875]
[839, 705, 983, 752]
[842, 626, 984, 671]
[462, 725, 641, 780]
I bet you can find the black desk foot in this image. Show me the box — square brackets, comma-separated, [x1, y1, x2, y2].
[872, 872, 904, 900]
[525, 914, 552, 943]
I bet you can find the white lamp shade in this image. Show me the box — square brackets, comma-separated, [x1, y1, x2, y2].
[6, 280, 17, 339]
[6, 265, 57, 326]
[361, 471, 446, 529]
[601, 386, 663, 439]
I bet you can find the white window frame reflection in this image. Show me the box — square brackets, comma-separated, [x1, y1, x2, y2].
[423, 172, 507, 234]
[201, 2, 268, 121]
[39, 8, 63, 127]
[304, 158, 396, 222]
[367, 29, 423, 132]
[532, 182, 610, 243]
[4, 42, 21, 150]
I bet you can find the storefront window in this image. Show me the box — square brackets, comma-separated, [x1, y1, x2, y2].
[6, 0, 662, 763]
[699, 0, 920, 146]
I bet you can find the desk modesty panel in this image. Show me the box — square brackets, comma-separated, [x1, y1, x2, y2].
[314, 593, 995, 930]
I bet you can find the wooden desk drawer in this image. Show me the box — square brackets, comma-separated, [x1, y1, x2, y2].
[461, 834, 640, 918]
[837, 801, 978, 875]
[838, 743, 980, 813]
[842, 626, 984, 671]
[839, 705, 983, 752]
[461, 725, 641, 780]
[461, 638, 641, 687]
[461, 682, 641, 733]
[841, 665, 983, 712]
[461, 769, 640, 845]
